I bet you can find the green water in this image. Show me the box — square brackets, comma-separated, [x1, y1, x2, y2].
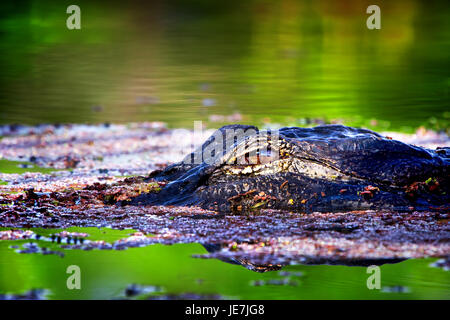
[0, 227, 449, 300]
[0, 0, 449, 132]
[0, 159, 61, 185]
[0, 160, 60, 175]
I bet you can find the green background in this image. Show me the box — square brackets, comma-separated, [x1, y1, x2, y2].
[0, 0, 449, 131]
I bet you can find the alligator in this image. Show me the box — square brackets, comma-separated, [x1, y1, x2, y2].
[126, 124, 449, 213]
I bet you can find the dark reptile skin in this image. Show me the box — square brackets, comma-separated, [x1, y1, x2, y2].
[127, 124, 449, 213]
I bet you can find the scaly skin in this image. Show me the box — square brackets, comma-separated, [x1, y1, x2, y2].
[126, 124, 449, 213]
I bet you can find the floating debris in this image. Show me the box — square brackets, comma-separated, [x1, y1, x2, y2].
[146, 293, 225, 300]
[0, 289, 49, 300]
[124, 284, 163, 298]
[429, 258, 450, 271]
[0, 230, 35, 240]
[202, 98, 216, 107]
[0, 123, 449, 268]
[381, 286, 411, 294]
[278, 271, 304, 277]
[209, 113, 243, 123]
[15, 242, 64, 257]
[251, 278, 299, 287]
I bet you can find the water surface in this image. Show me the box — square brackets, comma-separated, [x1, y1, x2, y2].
[0, 227, 448, 299]
[0, 0, 448, 131]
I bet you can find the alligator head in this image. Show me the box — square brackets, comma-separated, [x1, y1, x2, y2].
[127, 124, 449, 213]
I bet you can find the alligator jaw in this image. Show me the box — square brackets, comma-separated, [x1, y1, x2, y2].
[215, 157, 362, 184]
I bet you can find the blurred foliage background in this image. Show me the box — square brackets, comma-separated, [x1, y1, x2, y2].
[0, 0, 449, 131]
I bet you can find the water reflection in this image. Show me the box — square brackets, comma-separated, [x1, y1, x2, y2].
[0, 0, 448, 131]
[203, 244, 283, 273]
[0, 232, 449, 299]
[202, 243, 407, 272]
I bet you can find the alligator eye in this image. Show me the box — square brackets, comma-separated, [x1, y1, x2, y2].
[235, 153, 273, 165]
[227, 145, 281, 165]
[244, 155, 257, 164]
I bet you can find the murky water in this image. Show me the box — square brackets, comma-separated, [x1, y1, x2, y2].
[0, 0, 449, 131]
[0, 227, 449, 300]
